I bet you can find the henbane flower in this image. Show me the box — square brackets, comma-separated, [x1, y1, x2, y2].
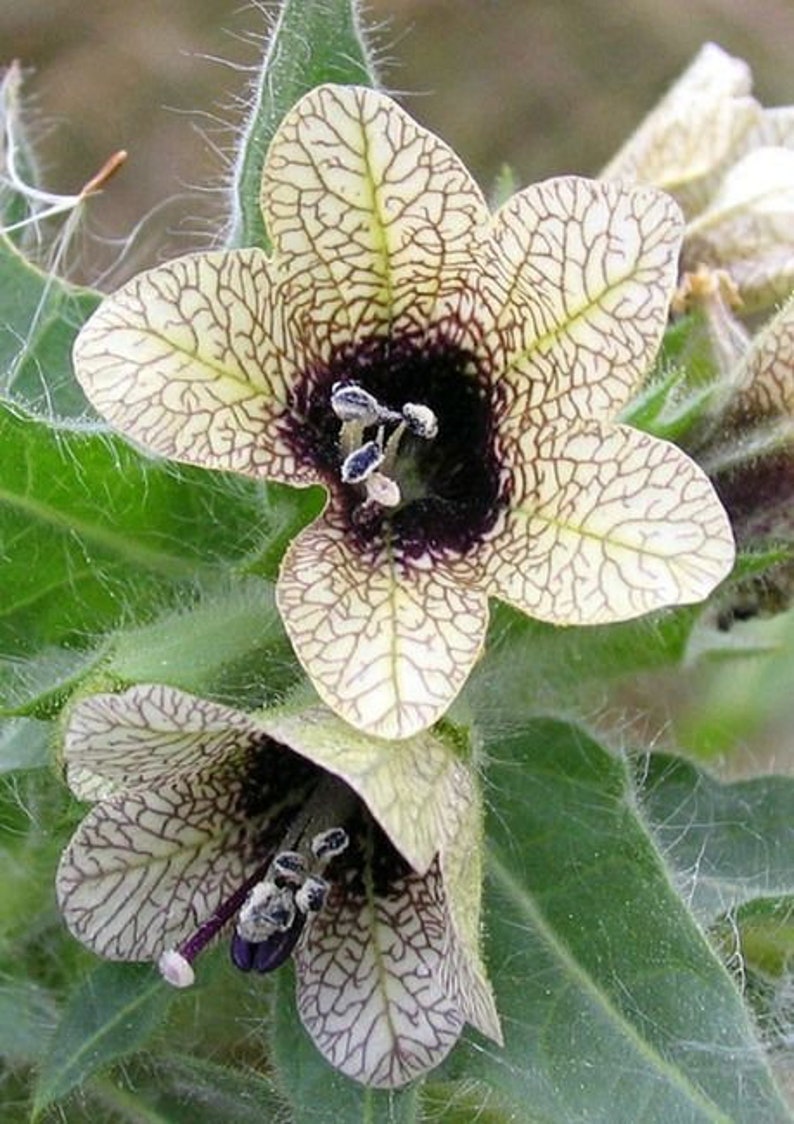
[602, 42, 794, 314]
[56, 683, 500, 1088]
[72, 84, 735, 739]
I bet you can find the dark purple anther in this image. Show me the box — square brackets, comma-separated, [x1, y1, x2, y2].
[231, 912, 307, 975]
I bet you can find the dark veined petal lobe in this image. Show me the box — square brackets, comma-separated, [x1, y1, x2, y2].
[72, 249, 318, 483]
[483, 421, 735, 625]
[729, 292, 794, 420]
[56, 766, 281, 960]
[262, 84, 488, 353]
[63, 684, 263, 801]
[262, 707, 474, 875]
[295, 862, 465, 1089]
[487, 177, 683, 428]
[276, 517, 489, 740]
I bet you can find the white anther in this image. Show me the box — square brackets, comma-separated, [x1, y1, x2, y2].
[311, 826, 349, 861]
[341, 440, 384, 484]
[295, 875, 329, 915]
[402, 402, 438, 439]
[157, 949, 195, 989]
[331, 383, 383, 425]
[237, 881, 295, 942]
[365, 471, 402, 508]
[272, 851, 307, 884]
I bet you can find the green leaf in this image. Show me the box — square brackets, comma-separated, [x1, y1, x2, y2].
[119, 1055, 285, 1123]
[0, 716, 50, 771]
[461, 602, 698, 729]
[0, 403, 270, 657]
[0, 233, 101, 421]
[452, 721, 792, 1123]
[270, 965, 421, 1123]
[639, 754, 794, 924]
[0, 980, 58, 1066]
[106, 578, 299, 707]
[226, 0, 377, 251]
[32, 962, 173, 1117]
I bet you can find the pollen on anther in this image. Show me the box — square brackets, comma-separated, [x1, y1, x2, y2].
[331, 382, 383, 425]
[312, 826, 349, 860]
[402, 401, 438, 439]
[295, 874, 329, 914]
[341, 440, 383, 484]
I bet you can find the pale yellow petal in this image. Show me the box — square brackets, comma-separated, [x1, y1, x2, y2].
[601, 43, 756, 216]
[685, 148, 794, 311]
[263, 84, 488, 353]
[483, 422, 735, 625]
[486, 177, 683, 428]
[261, 707, 472, 873]
[276, 517, 488, 739]
[72, 249, 316, 482]
[295, 862, 465, 1088]
[63, 684, 262, 801]
[730, 292, 794, 420]
[56, 763, 306, 960]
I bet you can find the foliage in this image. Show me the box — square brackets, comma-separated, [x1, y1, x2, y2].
[1, 2, 793, 1120]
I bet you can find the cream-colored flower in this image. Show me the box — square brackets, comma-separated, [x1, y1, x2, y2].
[72, 84, 734, 739]
[56, 683, 500, 1088]
[602, 42, 794, 313]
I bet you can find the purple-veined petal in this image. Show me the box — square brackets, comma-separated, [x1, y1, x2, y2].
[262, 707, 473, 874]
[486, 177, 683, 429]
[56, 762, 306, 960]
[295, 861, 465, 1088]
[483, 421, 735, 625]
[62, 684, 263, 800]
[276, 515, 489, 740]
[72, 249, 317, 483]
[263, 84, 488, 356]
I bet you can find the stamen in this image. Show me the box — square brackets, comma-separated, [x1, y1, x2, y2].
[312, 826, 349, 860]
[231, 914, 306, 974]
[341, 439, 384, 484]
[295, 874, 329, 914]
[402, 402, 438, 439]
[331, 383, 384, 425]
[237, 880, 296, 942]
[271, 850, 307, 885]
[230, 776, 356, 977]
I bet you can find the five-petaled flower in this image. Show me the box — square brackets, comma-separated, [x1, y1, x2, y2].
[602, 42, 794, 315]
[56, 683, 501, 1088]
[72, 83, 735, 739]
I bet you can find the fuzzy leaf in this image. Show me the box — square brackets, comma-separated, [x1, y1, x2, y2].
[452, 720, 791, 1123]
[32, 962, 173, 1117]
[0, 233, 100, 420]
[126, 1055, 285, 1123]
[0, 403, 269, 657]
[0, 716, 50, 771]
[639, 754, 794, 923]
[226, 0, 377, 250]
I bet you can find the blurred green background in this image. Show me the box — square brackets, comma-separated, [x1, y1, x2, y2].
[3, 0, 794, 773]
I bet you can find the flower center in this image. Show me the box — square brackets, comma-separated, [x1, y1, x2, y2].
[288, 332, 506, 558]
[331, 381, 439, 510]
[157, 775, 356, 988]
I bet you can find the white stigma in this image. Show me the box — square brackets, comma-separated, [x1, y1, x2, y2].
[158, 949, 195, 989]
